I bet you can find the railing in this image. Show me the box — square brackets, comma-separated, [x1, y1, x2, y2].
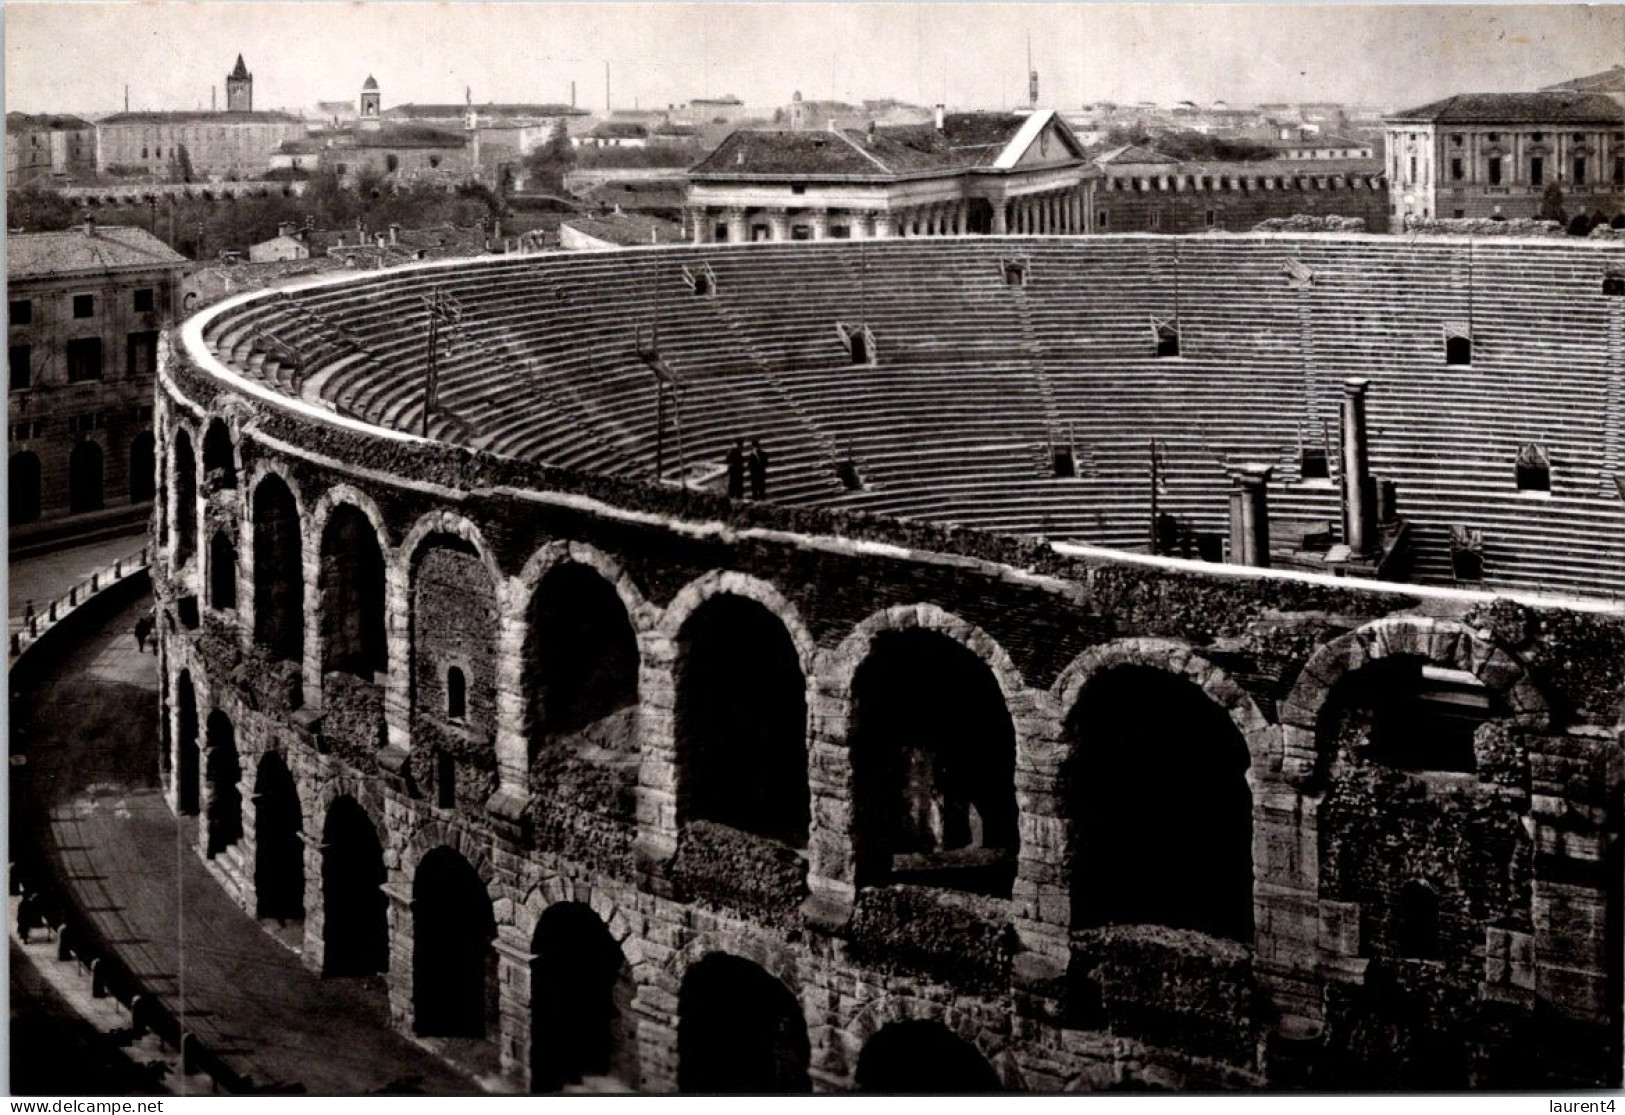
[10, 543, 151, 660]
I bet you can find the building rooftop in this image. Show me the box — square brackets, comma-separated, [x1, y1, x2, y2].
[589, 120, 651, 139]
[1388, 91, 1624, 125]
[98, 109, 301, 125]
[353, 125, 466, 149]
[386, 102, 587, 120]
[563, 212, 685, 246]
[690, 110, 1088, 181]
[362, 74, 379, 91]
[7, 224, 188, 280]
[6, 112, 93, 131]
[229, 54, 251, 80]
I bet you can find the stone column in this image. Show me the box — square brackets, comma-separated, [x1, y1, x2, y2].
[489, 591, 532, 817]
[1232, 465, 1273, 568]
[849, 210, 871, 239]
[383, 882, 415, 1032]
[300, 515, 324, 711]
[725, 206, 748, 244]
[991, 200, 1008, 235]
[873, 209, 896, 238]
[495, 928, 534, 1084]
[689, 208, 708, 243]
[767, 209, 791, 241]
[382, 551, 412, 756]
[809, 210, 830, 240]
[633, 628, 681, 878]
[955, 200, 968, 235]
[1340, 378, 1375, 557]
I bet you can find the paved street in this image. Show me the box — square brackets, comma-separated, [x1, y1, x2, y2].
[12, 587, 475, 1095]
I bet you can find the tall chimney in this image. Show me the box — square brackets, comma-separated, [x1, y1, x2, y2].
[571, 80, 576, 109]
[1340, 378, 1375, 555]
[212, 86, 216, 112]
[935, 103, 945, 130]
[1229, 464, 1273, 567]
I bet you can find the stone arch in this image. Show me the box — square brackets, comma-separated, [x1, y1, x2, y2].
[253, 750, 304, 921]
[248, 466, 305, 662]
[676, 950, 810, 1094]
[175, 669, 200, 815]
[411, 844, 498, 1038]
[307, 483, 391, 563]
[204, 708, 242, 856]
[1278, 617, 1548, 787]
[169, 424, 198, 565]
[315, 492, 390, 680]
[400, 819, 496, 889]
[657, 569, 817, 675]
[853, 1019, 1007, 1093]
[1054, 639, 1260, 941]
[515, 541, 651, 631]
[200, 415, 239, 490]
[527, 900, 636, 1091]
[828, 604, 1029, 895]
[319, 793, 388, 977]
[399, 509, 506, 602]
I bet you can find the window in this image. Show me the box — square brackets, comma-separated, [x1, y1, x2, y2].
[1516, 443, 1551, 493]
[133, 288, 154, 313]
[1409, 155, 1416, 180]
[829, 225, 851, 239]
[1530, 156, 1544, 186]
[384, 153, 399, 173]
[1573, 156, 1586, 186]
[1153, 317, 1180, 358]
[1445, 333, 1472, 366]
[849, 330, 869, 365]
[1149, 209, 1161, 230]
[446, 666, 467, 720]
[428, 155, 441, 169]
[436, 751, 456, 809]
[1531, 132, 1544, 142]
[1451, 134, 1464, 147]
[1300, 445, 1329, 480]
[1615, 156, 1624, 186]
[1097, 210, 1109, 229]
[1393, 881, 1441, 959]
[1488, 157, 1502, 185]
[72, 293, 95, 319]
[66, 337, 103, 382]
[9, 299, 32, 325]
[1001, 259, 1027, 287]
[1454, 209, 1466, 218]
[1204, 209, 1216, 228]
[1486, 132, 1499, 142]
[692, 272, 711, 296]
[1450, 158, 1463, 181]
[127, 331, 158, 377]
[9, 345, 31, 391]
[713, 222, 728, 241]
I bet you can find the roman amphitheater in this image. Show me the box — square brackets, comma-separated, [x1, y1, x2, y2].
[156, 234, 1625, 1092]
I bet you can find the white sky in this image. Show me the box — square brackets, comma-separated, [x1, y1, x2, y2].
[4, 2, 1622, 117]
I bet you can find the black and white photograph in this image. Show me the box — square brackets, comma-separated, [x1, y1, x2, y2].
[4, 0, 1625, 1098]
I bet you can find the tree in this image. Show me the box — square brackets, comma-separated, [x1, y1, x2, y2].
[1568, 212, 1594, 237]
[522, 124, 577, 194]
[169, 144, 194, 185]
[1538, 182, 1566, 225]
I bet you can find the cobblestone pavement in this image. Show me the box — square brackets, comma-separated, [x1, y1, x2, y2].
[12, 588, 475, 1095]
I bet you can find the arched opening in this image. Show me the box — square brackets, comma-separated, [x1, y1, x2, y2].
[204, 709, 242, 856]
[128, 431, 156, 503]
[849, 629, 1017, 897]
[208, 531, 237, 610]
[252, 475, 304, 662]
[529, 902, 631, 1092]
[320, 796, 388, 977]
[849, 330, 869, 365]
[176, 672, 200, 815]
[412, 846, 497, 1038]
[855, 1020, 1002, 1093]
[1393, 880, 1441, 960]
[68, 440, 104, 514]
[526, 563, 640, 747]
[446, 667, 466, 720]
[677, 953, 809, 1094]
[173, 429, 197, 565]
[202, 418, 236, 489]
[1445, 334, 1472, 366]
[1065, 665, 1253, 940]
[9, 452, 41, 525]
[320, 505, 387, 679]
[675, 595, 808, 847]
[253, 752, 304, 922]
[1319, 656, 1492, 774]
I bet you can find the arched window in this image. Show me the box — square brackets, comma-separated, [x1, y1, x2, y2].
[530, 903, 632, 1092]
[202, 419, 236, 489]
[176, 671, 200, 815]
[850, 629, 1017, 897]
[253, 752, 304, 922]
[445, 666, 466, 720]
[1065, 665, 1253, 940]
[68, 440, 104, 514]
[209, 531, 237, 610]
[205, 710, 242, 856]
[320, 796, 388, 977]
[320, 505, 387, 678]
[412, 846, 496, 1038]
[128, 431, 156, 503]
[1393, 880, 1441, 959]
[173, 429, 197, 565]
[678, 954, 809, 1094]
[675, 595, 807, 847]
[1516, 443, 1551, 493]
[849, 330, 870, 365]
[527, 563, 640, 748]
[9, 452, 41, 525]
[252, 475, 303, 662]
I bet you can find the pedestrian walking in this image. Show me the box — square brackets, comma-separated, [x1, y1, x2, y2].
[133, 613, 154, 654]
[726, 440, 745, 500]
[747, 439, 769, 500]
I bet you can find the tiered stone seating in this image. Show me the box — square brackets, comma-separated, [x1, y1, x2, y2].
[198, 234, 1625, 600]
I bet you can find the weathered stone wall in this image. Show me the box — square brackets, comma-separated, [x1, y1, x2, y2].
[150, 324, 1625, 1093]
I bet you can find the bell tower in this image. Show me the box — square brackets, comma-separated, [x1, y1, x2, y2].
[360, 74, 381, 131]
[226, 53, 252, 112]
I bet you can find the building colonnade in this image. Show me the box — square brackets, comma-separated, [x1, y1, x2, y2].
[688, 187, 1089, 242]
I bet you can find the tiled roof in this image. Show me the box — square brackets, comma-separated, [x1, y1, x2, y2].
[353, 125, 466, 149]
[7, 112, 92, 131]
[691, 129, 889, 178]
[99, 110, 301, 125]
[8, 225, 188, 280]
[1100, 156, 1383, 178]
[386, 103, 586, 119]
[362, 75, 379, 91]
[590, 121, 650, 139]
[1388, 91, 1623, 124]
[229, 54, 251, 80]
[1094, 144, 1180, 166]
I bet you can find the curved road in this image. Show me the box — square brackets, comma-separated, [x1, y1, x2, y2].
[12, 588, 474, 1095]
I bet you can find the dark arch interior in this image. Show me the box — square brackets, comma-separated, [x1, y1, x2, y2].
[850, 629, 1017, 897]
[202, 419, 236, 489]
[530, 902, 629, 1092]
[321, 796, 388, 977]
[411, 533, 496, 732]
[412, 846, 497, 1038]
[675, 595, 808, 847]
[253, 752, 304, 922]
[1067, 665, 1253, 940]
[527, 563, 640, 743]
[10, 452, 41, 525]
[69, 440, 104, 514]
[173, 430, 197, 565]
[204, 709, 242, 856]
[209, 531, 237, 610]
[1320, 656, 1491, 774]
[252, 475, 304, 662]
[320, 505, 388, 679]
[129, 431, 156, 503]
[1392, 880, 1441, 959]
[176, 672, 200, 815]
[677, 953, 810, 1094]
[855, 1020, 1003, 1094]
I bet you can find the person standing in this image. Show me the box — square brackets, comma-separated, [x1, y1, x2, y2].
[726, 440, 745, 499]
[747, 439, 769, 500]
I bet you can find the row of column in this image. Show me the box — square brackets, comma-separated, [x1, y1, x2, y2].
[689, 188, 1089, 243]
[993, 189, 1086, 236]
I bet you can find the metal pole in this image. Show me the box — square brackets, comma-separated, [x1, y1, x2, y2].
[655, 383, 666, 480]
[1148, 439, 1159, 556]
